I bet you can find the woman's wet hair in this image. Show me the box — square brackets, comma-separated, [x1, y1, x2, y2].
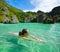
[19, 29, 28, 36]
[22, 29, 28, 35]
[19, 32, 22, 36]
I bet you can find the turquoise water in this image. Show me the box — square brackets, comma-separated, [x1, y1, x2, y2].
[0, 23, 60, 52]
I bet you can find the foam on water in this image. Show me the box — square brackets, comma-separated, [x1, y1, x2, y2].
[0, 23, 60, 52]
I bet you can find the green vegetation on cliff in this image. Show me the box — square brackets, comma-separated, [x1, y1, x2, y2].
[0, 0, 37, 23]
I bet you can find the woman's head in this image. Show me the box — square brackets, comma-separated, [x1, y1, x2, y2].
[19, 29, 29, 37]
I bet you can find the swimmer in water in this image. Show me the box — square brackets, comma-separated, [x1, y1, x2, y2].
[8, 29, 44, 42]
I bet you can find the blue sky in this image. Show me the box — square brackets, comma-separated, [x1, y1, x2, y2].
[6, 0, 60, 12]
[6, 0, 35, 10]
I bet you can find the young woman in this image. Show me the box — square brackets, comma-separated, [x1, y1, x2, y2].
[8, 29, 44, 42]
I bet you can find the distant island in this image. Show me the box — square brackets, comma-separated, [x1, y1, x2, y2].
[0, 0, 60, 24]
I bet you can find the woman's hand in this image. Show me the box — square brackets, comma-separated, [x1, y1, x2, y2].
[36, 39, 44, 42]
[8, 32, 13, 34]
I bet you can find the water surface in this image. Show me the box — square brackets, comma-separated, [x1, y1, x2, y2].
[0, 23, 60, 52]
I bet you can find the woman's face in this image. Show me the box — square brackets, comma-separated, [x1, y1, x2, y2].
[24, 32, 29, 37]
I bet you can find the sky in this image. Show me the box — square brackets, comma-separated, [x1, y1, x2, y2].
[6, 0, 60, 12]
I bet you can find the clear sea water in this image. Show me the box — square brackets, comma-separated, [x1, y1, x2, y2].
[0, 23, 60, 52]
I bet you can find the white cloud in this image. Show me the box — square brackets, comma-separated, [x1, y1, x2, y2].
[24, 0, 60, 12]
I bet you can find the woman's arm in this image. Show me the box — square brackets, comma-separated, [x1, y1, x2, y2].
[30, 35, 44, 42]
[21, 37, 44, 42]
[8, 32, 18, 36]
[20, 37, 33, 41]
[30, 35, 38, 40]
